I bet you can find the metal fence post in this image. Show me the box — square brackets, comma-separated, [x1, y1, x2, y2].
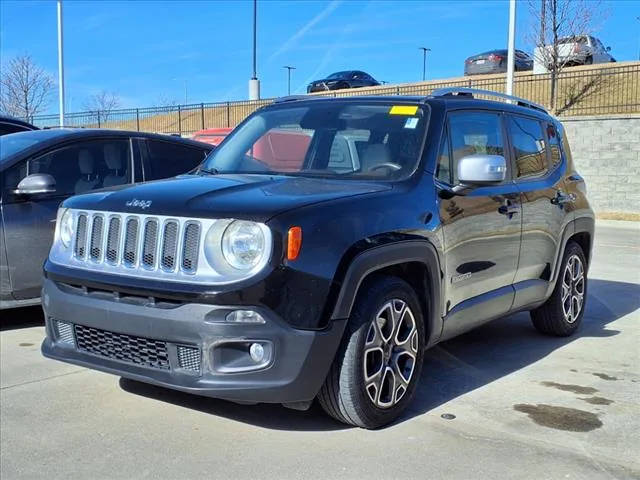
[97, 111, 101, 128]
[226, 102, 231, 127]
[136, 109, 140, 131]
[201, 103, 205, 129]
[178, 105, 182, 136]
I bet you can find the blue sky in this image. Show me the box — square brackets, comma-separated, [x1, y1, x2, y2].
[1, 0, 638, 114]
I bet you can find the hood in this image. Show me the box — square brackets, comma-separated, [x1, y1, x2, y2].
[63, 174, 391, 222]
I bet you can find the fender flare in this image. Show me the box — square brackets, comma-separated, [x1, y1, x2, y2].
[330, 240, 443, 346]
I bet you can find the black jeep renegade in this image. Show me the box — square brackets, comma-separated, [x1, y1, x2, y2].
[42, 90, 594, 428]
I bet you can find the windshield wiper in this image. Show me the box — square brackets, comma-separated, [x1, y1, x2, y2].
[198, 167, 220, 175]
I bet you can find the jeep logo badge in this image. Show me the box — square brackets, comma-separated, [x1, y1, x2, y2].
[125, 199, 152, 210]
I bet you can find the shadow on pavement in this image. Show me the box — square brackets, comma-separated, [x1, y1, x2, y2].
[118, 278, 638, 431]
[1, 305, 44, 332]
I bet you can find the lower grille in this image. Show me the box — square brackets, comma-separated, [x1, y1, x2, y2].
[74, 324, 170, 370]
[177, 345, 201, 372]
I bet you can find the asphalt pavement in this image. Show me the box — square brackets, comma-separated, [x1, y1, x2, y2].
[1, 221, 639, 479]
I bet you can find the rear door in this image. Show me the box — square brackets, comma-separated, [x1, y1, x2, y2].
[2, 137, 132, 300]
[507, 114, 570, 309]
[438, 110, 522, 340]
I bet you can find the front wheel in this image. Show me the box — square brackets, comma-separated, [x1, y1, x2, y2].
[317, 275, 425, 429]
[531, 241, 587, 336]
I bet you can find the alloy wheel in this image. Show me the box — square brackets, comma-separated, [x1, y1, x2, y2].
[561, 254, 585, 324]
[363, 299, 419, 409]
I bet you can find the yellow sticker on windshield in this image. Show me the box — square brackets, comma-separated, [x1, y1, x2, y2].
[389, 105, 418, 115]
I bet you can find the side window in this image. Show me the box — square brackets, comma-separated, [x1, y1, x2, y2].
[0, 123, 29, 135]
[144, 140, 208, 180]
[449, 111, 505, 184]
[546, 123, 562, 167]
[5, 139, 132, 197]
[435, 128, 451, 184]
[507, 116, 548, 178]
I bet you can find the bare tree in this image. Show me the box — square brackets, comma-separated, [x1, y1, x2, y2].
[528, 0, 607, 112]
[0, 54, 55, 120]
[83, 90, 122, 124]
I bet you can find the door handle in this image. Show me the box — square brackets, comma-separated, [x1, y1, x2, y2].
[551, 191, 576, 205]
[498, 201, 520, 216]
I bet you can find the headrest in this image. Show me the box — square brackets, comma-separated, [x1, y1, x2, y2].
[104, 144, 122, 169]
[78, 150, 94, 174]
[361, 143, 392, 169]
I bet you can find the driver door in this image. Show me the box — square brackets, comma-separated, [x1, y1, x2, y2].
[437, 110, 522, 340]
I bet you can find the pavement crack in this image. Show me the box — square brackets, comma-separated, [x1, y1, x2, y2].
[1, 369, 86, 391]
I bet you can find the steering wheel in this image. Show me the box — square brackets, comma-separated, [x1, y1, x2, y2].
[369, 162, 402, 172]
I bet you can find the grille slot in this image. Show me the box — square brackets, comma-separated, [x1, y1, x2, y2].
[123, 218, 139, 266]
[142, 220, 159, 268]
[89, 215, 104, 260]
[182, 223, 200, 272]
[106, 217, 121, 264]
[74, 324, 170, 370]
[75, 214, 88, 258]
[177, 345, 201, 372]
[54, 320, 75, 345]
[161, 221, 179, 271]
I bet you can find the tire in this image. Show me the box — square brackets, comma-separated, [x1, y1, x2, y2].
[530, 241, 587, 337]
[317, 275, 425, 429]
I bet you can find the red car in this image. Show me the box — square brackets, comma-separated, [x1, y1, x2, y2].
[191, 127, 233, 146]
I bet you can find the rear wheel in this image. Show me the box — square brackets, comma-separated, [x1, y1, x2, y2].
[318, 275, 425, 429]
[531, 241, 587, 336]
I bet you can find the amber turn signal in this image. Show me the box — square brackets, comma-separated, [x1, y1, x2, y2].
[287, 226, 302, 261]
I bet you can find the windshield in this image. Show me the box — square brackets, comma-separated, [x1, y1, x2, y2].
[326, 71, 351, 79]
[200, 102, 427, 180]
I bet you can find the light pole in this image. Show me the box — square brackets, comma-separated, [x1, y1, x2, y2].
[172, 78, 188, 105]
[57, 0, 65, 126]
[636, 16, 640, 61]
[419, 47, 431, 81]
[249, 0, 260, 100]
[506, 0, 516, 96]
[283, 66, 296, 95]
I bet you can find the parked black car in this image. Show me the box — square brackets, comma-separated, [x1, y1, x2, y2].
[0, 115, 38, 136]
[307, 70, 380, 93]
[41, 91, 593, 428]
[464, 49, 533, 75]
[0, 129, 212, 309]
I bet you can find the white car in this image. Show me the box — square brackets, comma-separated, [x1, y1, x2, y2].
[545, 35, 615, 67]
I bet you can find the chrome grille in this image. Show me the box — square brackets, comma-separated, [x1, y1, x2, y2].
[142, 220, 159, 268]
[75, 214, 88, 258]
[89, 216, 104, 260]
[182, 223, 200, 272]
[123, 218, 139, 266]
[161, 221, 179, 270]
[106, 217, 121, 264]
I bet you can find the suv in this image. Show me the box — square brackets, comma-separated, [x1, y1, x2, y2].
[41, 90, 594, 429]
[545, 35, 614, 66]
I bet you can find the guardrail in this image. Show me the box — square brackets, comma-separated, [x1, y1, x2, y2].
[30, 62, 639, 135]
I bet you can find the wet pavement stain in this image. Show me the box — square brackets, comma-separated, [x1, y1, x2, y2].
[513, 404, 602, 432]
[18, 343, 34, 347]
[580, 396, 614, 406]
[592, 373, 618, 381]
[540, 381, 598, 395]
[570, 369, 578, 373]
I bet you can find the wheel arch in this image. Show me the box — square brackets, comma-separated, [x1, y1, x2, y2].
[329, 240, 443, 347]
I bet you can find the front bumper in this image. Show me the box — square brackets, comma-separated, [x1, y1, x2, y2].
[41, 278, 346, 404]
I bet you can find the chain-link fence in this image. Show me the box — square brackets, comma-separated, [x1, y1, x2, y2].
[30, 62, 639, 135]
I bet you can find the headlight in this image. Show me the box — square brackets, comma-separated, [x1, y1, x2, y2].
[203, 220, 271, 278]
[59, 208, 74, 248]
[222, 221, 266, 270]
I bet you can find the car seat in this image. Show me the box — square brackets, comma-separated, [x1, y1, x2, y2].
[74, 150, 100, 194]
[103, 144, 127, 187]
[360, 144, 392, 173]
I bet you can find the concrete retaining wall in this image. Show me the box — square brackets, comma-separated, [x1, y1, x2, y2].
[561, 115, 640, 217]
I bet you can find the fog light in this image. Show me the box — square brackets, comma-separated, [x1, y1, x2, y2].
[249, 343, 265, 363]
[225, 310, 265, 324]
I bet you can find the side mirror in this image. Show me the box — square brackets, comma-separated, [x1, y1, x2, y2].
[13, 173, 56, 195]
[606, 46, 611, 52]
[457, 154, 507, 185]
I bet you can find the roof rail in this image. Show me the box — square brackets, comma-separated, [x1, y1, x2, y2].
[274, 95, 310, 103]
[430, 87, 548, 113]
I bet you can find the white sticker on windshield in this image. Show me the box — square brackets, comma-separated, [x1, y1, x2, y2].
[404, 117, 419, 129]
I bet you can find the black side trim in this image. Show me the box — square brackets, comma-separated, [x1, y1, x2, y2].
[330, 240, 442, 346]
